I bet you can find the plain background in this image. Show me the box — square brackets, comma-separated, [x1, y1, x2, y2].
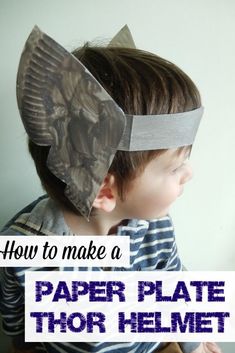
[0, 0, 234, 352]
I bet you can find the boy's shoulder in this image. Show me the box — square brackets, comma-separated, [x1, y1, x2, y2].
[1, 196, 71, 236]
[118, 216, 174, 238]
[1, 195, 174, 238]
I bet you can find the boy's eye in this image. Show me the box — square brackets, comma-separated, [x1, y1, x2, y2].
[171, 166, 180, 174]
[171, 161, 186, 174]
[170, 156, 189, 174]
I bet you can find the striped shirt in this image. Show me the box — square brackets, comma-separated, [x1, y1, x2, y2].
[0, 196, 198, 353]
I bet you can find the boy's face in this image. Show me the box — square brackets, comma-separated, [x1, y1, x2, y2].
[117, 147, 193, 219]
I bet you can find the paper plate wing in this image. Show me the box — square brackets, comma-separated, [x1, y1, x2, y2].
[16, 26, 126, 218]
[108, 25, 136, 48]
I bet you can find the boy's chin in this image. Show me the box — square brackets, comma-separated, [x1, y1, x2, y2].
[141, 209, 170, 220]
[156, 208, 170, 218]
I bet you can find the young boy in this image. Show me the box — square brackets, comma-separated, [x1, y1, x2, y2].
[0, 26, 221, 353]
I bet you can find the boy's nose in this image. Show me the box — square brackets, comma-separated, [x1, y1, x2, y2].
[181, 163, 193, 184]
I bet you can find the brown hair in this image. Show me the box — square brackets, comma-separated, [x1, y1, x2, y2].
[28, 45, 201, 214]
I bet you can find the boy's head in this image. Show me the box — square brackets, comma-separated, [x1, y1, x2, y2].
[27, 41, 201, 219]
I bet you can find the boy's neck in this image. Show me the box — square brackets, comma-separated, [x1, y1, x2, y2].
[62, 208, 126, 236]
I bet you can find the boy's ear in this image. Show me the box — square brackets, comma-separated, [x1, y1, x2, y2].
[92, 174, 117, 213]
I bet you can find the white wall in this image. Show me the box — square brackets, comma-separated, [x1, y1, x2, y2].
[1, 0, 235, 272]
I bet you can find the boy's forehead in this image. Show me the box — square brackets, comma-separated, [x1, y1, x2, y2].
[171, 146, 191, 159]
[159, 146, 191, 166]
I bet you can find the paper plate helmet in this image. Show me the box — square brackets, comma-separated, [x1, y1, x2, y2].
[16, 25, 203, 219]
